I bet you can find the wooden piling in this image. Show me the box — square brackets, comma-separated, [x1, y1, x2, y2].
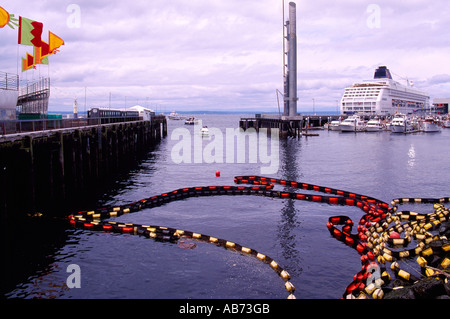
[0, 116, 167, 219]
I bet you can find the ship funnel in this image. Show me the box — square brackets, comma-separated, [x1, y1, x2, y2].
[374, 66, 393, 79]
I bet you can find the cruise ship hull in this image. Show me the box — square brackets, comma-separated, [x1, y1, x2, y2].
[341, 66, 430, 116]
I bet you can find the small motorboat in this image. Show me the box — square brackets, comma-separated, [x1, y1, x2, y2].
[390, 114, 415, 133]
[421, 117, 441, 133]
[365, 118, 384, 132]
[200, 126, 209, 137]
[168, 111, 185, 120]
[442, 116, 450, 128]
[184, 117, 199, 125]
[328, 120, 341, 131]
[339, 114, 366, 132]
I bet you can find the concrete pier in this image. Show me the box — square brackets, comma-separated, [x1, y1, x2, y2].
[239, 114, 343, 138]
[240, 115, 303, 138]
[0, 117, 167, 218]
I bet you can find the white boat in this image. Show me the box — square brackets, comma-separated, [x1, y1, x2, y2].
[168, 111, 185, 120]
[328, 120, 341, 131]
[200, 126, 209, 137]
[421, 117, 441, 132]
[365, 118, 384, 132]
[390, 114, 415, 133]
[441, 116, 450, 128]
[339, 115, 366, 132]
[184, 117, 199, 125]
[341, 66, 430, 116]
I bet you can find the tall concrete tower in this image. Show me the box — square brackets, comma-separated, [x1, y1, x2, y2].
[283, 2, 298, 117]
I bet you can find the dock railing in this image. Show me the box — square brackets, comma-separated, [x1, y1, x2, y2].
[0, 71, 19, 91]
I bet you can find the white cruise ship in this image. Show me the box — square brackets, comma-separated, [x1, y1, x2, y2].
[341, 66, 430, 116]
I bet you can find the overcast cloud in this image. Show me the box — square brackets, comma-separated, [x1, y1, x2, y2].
[1, 0, 450, 113]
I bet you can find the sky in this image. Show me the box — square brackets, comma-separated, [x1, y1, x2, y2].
[1, 0, 450, 114]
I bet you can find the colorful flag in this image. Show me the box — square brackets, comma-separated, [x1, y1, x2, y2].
[34, 41, 49, 65]
[49, 31, 64, 54]
[22, 52, 34, 72]
[18, 16, 43, 46]
[40, 40, 50, 58]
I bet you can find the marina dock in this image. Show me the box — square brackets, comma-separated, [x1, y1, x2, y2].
[0, 116, 167, 218]
[239, 114, 343, 138]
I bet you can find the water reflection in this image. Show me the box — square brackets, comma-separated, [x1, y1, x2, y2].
[277, 137, 302, 276]
[3, 143, 163, 299]
[1, 218, 69, 298]
[407, 144, 416, 169]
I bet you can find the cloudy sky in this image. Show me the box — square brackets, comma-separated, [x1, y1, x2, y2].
[1, 0, 450, 113]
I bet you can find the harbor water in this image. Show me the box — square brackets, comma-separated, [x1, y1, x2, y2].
[4, 114, 450, 299]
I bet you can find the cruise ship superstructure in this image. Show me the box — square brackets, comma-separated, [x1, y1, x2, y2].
[341, 66, 430, 116]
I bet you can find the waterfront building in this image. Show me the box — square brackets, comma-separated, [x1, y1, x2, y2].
[432, 98, 450, 114]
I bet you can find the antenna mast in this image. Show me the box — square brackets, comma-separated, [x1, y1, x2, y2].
[282, 0, 286, 79]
